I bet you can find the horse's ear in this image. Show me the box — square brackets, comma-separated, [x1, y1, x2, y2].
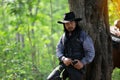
[114, 19, 120, 29]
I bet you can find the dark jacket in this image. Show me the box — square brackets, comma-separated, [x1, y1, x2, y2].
[56, 28, 95, 65]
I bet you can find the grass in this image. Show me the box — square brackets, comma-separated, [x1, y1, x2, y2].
[112, 68, 120, 80]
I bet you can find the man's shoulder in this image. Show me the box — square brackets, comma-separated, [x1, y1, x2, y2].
[80, 30, 88, 37]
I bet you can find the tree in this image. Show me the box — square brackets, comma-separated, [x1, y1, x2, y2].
[68, 0, 113, 80]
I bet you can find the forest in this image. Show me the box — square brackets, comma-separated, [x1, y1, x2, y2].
[0, 0, 120, 80]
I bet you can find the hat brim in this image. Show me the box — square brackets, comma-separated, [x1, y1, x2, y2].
[57, 18, 82, 24]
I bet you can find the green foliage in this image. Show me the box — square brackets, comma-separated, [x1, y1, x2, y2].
[0, 0, 68, 79]
[112, 68, 120, 80]
[108, 0, 120, 26]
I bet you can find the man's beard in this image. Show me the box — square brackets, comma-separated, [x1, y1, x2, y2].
[67, 27, 74, 32]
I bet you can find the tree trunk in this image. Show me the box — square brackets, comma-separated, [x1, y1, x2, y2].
[68, 0, 113, 80]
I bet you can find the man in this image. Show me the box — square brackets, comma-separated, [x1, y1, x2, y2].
[47, 12, 95, 80]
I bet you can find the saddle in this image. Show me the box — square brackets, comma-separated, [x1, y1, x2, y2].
[110, 33, 120, 48]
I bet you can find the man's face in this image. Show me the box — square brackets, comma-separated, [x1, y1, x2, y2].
[64, 21, 76, 32]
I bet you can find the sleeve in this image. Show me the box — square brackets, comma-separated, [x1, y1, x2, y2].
[80, 35, 95, 65]
[56, 35, 64, 61]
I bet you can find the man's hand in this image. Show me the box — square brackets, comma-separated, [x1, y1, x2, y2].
[72, 59, 84, 70]
[62, 57, 72, 66]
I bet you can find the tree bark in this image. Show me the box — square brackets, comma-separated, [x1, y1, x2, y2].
[68, 0, 113, 80]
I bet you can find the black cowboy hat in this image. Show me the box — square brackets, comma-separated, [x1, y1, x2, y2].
[57, 12, 82, 24]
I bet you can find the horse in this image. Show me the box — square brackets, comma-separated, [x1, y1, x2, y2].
[110, 30, 120, 68]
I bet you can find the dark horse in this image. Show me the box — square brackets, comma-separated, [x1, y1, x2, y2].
[111, 33, 120, 68]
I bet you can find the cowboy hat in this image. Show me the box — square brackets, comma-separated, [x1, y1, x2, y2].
[57, 12, 82, 24]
